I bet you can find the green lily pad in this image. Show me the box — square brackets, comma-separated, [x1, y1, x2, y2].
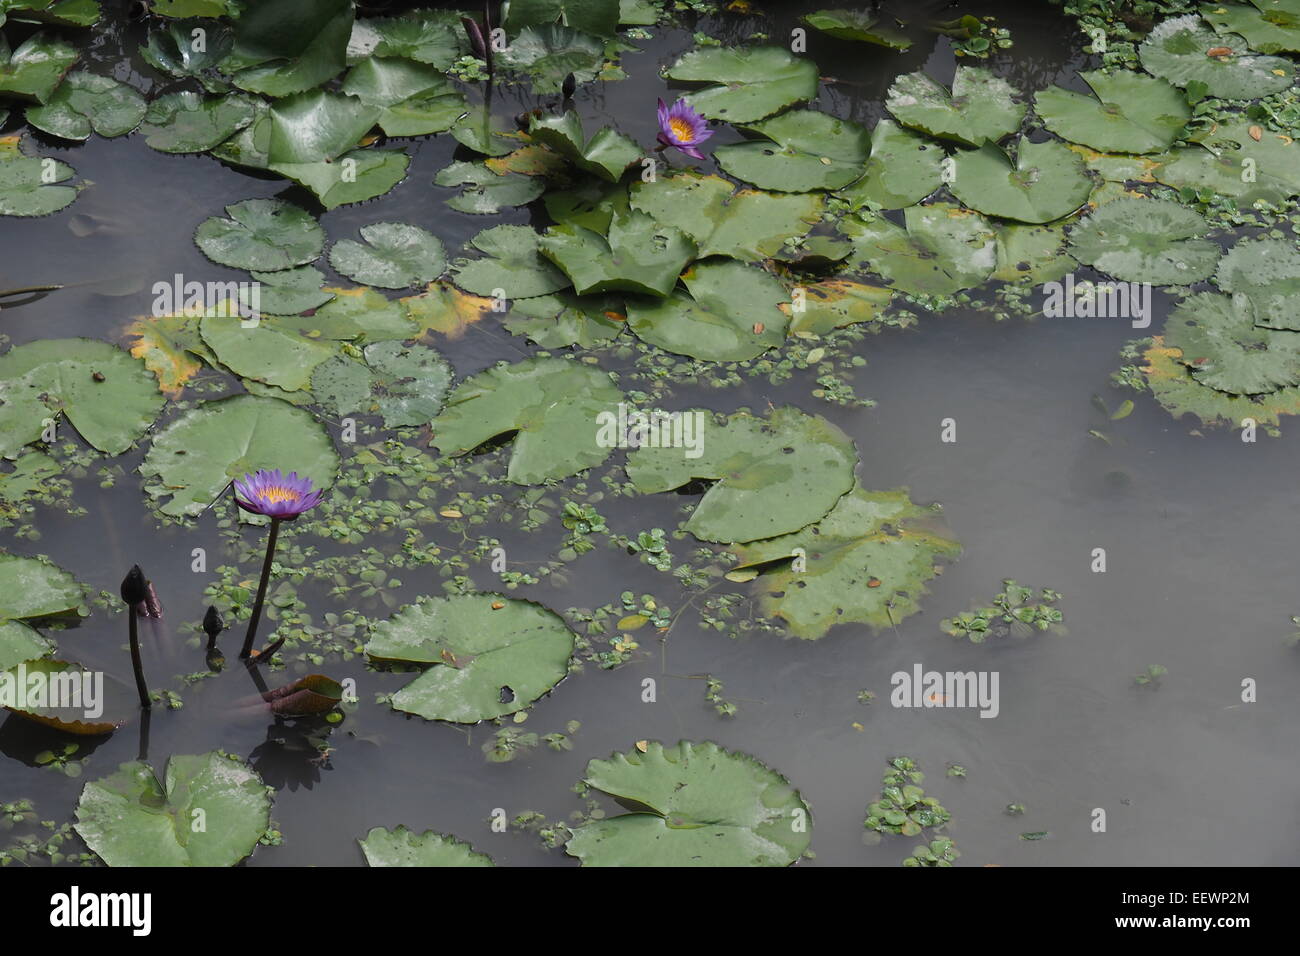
[1035, 70, 1190, 155]
[199, 311, 336, 391]
[1154, 120, 1300, 206]
[0, 32, 78, 103]
[801, 8, 912, 48]
[245, 266, 335, 316]
[630, 172, 824, 261]
[0, 552, 82, 621]
[835, 120, 945, 211]
[498, 24, 608, 94]
[625, 405, 857, 544]
[264, 90, 380, 165]
[25, 71, 145, 140]
[731, 486, 961, 639]
[451, 224, 570, 299]
[195, 198, 325, 271]
[0, 134, 79, 216]
[431, 357, 624, 483]
[1139, 14, 1293, 99]
[366, 593, 576, 723]
[311, 342, 452, 427]
[0, 619, 54, 670]
[340, 56, 464, 137]
[664, 46, 819, 123]
[1214, 237, 1300, 330]
[271, 286, 415, 341]
[503, 292, 624, 347]
[1202, 0, 1300, 54]
[1164, 291, 1300, 394]
[886, 66, 1025, 146]
[4, 0, 102, 28]
[785, 280, 893, 336]
[624, 259, 789, 362]
[1066, 196, 1219, 285]
[328, 222, 447, 290]
[435, 160, 546, 214]
[0, 338, 163, 456]
[224, 0, 353, 97]
[566, 740, 812, 867]
[75, 752, 271, 866]
[140, 90, 259, 153]
[359, 826, 495, 867]
[140, 19, 234, 90]
[149, 0, 239, 15]
[543, 178, 628, 232]
[539, 210, 695, 297]
[991, 223, 1076, 284]
[1138, 335, 1300, 429]
[347, 9, 468, 69]
[527, 110, 643, 182]
[950, 138, 1093, 224]
[2, 658, 131, 735]
[271, 147, 411, 209]
[714, 109, 871, 192]
[450, 110, 522, 157]
[502, 0, 621, 37]
[140, 394, 340, 518]
[841, 203, 996, 296]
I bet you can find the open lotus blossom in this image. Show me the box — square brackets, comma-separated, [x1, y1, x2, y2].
[233, 469, 323, 520]
[657, 97, 713, 159]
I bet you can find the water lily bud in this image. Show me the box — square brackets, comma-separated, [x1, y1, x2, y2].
[202, 606, 224, 640]
[562, 72, 577, 100]
[120, 565, 147, 606]
[461, 16, 486, 59]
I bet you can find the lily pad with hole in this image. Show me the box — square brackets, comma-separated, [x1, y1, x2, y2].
[0, 619, 53, 670]
[834, 120, 945, 211]
[1139, 14, 1293, 100]
[311, 341, 452, 427]
[625, 405, 857, 544]
[223, 0, 353, 97]
[664, 46, 819, 123]
[359, 826, 495, 866]
[271, 147, 411, 210]
[0, 338, 163, 457]
[950, 138, 1093, 224]
[0, 32, 77, 103]
[1214, 237, 1300, 330]
[1035, 70, 1190, 155]
[0, 134, 80, 216]
[503, 292, 624, 347]
[714, 109, 871, 192]
[2, 658, 132, 735]
[886, 66, 1025, 147]
[328, 222, 447, 290]
[199, 311, 337, 392]
[624, 259, 789, 362]
[841, 203, 996, 296]
[731, 485, 961, 639]
[25, 71, 145, 140]
[347, 9, 468, 69]
[195, 198, 324, 271]
[141, 394, 340, 518]
[1066, 196, 1219, 285]
[75, 752, 271, 866]
[431, 357, 624, 483]
[451, 224, 570, 299]
[527, 110, 643, 182]
[139, 90, 259, 153]
[340, 56, 465, 137]
[801, 8, 912, 48]
[784, 280, 893, 336]
[539, 210, 695, 297]
[630, 171, 824, 259]
[1202, 0, 1300, 54]
[1154, 120, 1300, 206]
[366, 593, 576, 723]
[435, 160, 546, 214]
[1164, 291, 1300, 394]
[566, 740, 812, 867]
[0, 552, 82, 621]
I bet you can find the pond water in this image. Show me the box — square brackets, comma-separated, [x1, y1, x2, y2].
[2, 0, 1298, 868]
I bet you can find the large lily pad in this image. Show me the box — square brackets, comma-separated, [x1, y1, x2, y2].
[195, 198, 324, 271]
[139, 90, 259, 153]
[1138, 336, 1300, 429]
[1139, 14, 1293, 99]
[527, 110, 643, 182]
[359, 826, 495, 867]
[503, 293, 624, 347]
[784, 280, 893, 336]
[1035, 70, 1190, 155]
[1214, 237, 1300, 330]
[75, 752, 271, 866]
[714, 110, 871, 192]
[246, 266, 335, 316]
[328, 222, 447, 290]
[664, 46, 819, 123]
[502, 0, 621, 37]
[0, 552, 81, 621]
[140, 394, 340, 518]
[435, 160, 546, 214]
[0, 338, 163, 457]
[223, 0, 354, 97]
[0, 619, 53, 671]
[140, 19, 234, 90]
[1164, 291, 1300, 394]
[950, 138, 1092, 224]
[366, 594, 576, 723]
[886, 66, 1025, 147]
[340, 56, 464, 137]
[801, 8, 912, 48]
[566, 741, 812, 867]
[199, 311, 336, 392]
[625, 405, 857, 544]
[1154, 120, 1300, 206]
[25, 70, 145, 140]
[265, 286, 415, 342]
[0, 133, 79, 216]
[841, 203, 996, 296]
[264, 89, 379, 165]
[271, 147, 410, 209]
[451, 224, 570, 299]
[311, 342, 452, 427]
[731, 486, 960, 639]
[1202, 0, 1300, 54]
[1066, 196, 1219, 285]
[624, 259, 789, 362]
[430, 357, 624, 483]
[630, 172, 824, 261]
[0, 32, 77, 103]
[348, 9, 468, 69]
[992, 223, 1076, 284]
[539, 210, 695, 297]
[835, 120, 944, 211]
[498, 24, 607, 94]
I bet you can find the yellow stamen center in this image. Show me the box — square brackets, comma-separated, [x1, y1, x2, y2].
[259, 486, 300, 504]
[669, 117, 694, 142]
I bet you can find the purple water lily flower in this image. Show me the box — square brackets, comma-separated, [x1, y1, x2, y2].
[657, 97, 713, 159]
[233, 469, 323, 520]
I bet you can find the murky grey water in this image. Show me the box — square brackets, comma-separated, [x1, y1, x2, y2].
[3, 1, 1298, 867]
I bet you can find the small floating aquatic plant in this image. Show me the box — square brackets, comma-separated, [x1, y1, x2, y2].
[656, 98, 712, 159]
[233, 469, 323, 659]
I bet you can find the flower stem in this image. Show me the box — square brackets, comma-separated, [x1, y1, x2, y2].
[241, 517, 281, 659]
[128, 611, 150, 710]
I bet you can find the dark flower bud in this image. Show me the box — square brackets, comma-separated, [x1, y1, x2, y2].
[461, 16, 486, 59]
[120, 565, 147, 606]
[202, 606, 224, 640]
[562, 72, 577, 100]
